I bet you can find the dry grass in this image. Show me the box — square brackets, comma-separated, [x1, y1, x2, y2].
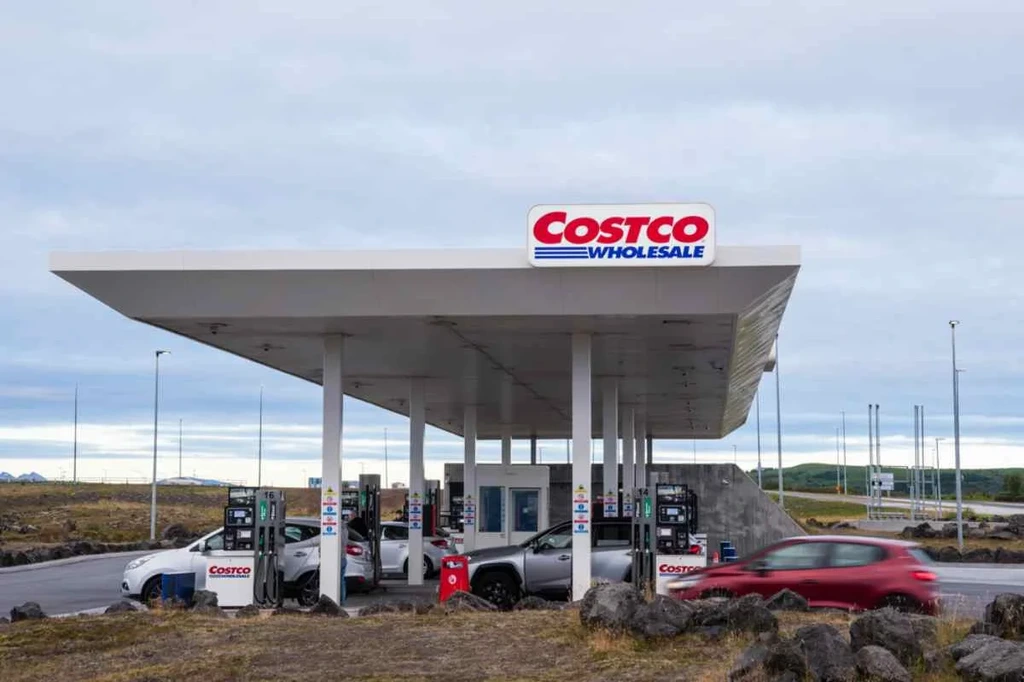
[0, 483, 408, 550]
[0, 608, 975, 682]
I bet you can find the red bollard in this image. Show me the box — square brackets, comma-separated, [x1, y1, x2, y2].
[439, 555, 470, 602]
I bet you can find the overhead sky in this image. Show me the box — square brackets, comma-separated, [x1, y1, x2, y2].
[2, 2, 1023, 487]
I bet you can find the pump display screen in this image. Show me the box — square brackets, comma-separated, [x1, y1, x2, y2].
[664, 507, 680, 516]
[230, 510, 248, 520]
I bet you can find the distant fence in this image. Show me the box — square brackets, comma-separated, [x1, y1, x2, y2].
[0, 477, 246, 486]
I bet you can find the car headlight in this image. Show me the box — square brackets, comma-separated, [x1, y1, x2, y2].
[666, 576, 702, 591]
[125, 555, 155, 571]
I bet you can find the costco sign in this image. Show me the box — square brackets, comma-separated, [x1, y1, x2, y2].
[528, 203, 715, 267]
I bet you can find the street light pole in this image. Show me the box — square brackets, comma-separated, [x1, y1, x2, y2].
[756, 390, 763, 489]
[935, 437, 945, 517]
[150, 350, 170, 541]
[774, 334, 784, 509]
[950, 320, 964, 551]
[384, 427, 389, 489]
[841, 411, 848, 495]
[835, 426, 841, 493]
[257, 385, 264, 488]
[178, 418, 183, 479]
[73, 384, 79, 484]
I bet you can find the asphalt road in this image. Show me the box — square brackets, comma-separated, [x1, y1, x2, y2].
[0, 551, 151, 617]
[785, 490, 1024, 518]
[2, 552, 1023, 619]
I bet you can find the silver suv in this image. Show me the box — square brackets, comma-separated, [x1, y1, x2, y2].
[465, 519, 633, 608]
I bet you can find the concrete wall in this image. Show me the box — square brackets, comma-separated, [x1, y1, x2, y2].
[444, 462, 805, 557]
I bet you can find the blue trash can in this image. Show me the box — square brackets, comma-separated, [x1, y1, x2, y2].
[719, 541, 739, 563]
[161, 572, 196, 605]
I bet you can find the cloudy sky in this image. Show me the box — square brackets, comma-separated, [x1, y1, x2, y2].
[2, 2, 1023, 487]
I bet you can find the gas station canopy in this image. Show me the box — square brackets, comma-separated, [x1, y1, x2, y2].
[50, 245, 798, 440]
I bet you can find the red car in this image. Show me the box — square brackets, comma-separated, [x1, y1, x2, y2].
[666, 535, 940, 615]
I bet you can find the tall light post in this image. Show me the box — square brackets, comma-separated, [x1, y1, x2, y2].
[384, 427, 389, 489]
[774, 335, 784, 509]
[73, 384, 79, 484]
[150, 350, 170, 541]
[257, 385, 264, 487]
[835, 426, 841, 493]
[950, 320, 964, 551]
[841, 411, 848, 495]
[756, 390, 763, 488]
[935, 437, 945, 517]
[178, 418, 183, 478]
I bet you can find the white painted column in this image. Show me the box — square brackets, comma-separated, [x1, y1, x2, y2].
[602, 379, 619, 517]
[622, 407, 635, 516]
[320, 335, 344, 604]
[408, 378, 426, 586]
[635, 416, 647, 489]
[529, 435, 537, 464]
[501, 376, 512, 464]
[570, 333, 593, 600]
[463, 404, 477, 553]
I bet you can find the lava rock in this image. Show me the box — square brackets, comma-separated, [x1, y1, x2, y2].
[724, 594, 778, 634]
[728, 632, 780, 681]
[161, 524, 193, 541]
[12, 551, 28, 566]
[968, 621, 1002, 637]
[985, 530, 1019, 541]
[236, 604, 261, 619]
[190, 590, 219, 610]
[358, 600, 434, 616]
[855, 645, 912, 682]
[514, 595, 564, 611]
[10, 602, 47, 622]
[963, 547, 995, 563]
[764, 638, 809, 681]
[941, 523, 959, 538]
[954, 637, 1024, 681]
[628, 595, 693, 639]
[104, 600, 145, 615]
[850, 608, 924, 666]
[951, 634, 1006, 661]
[983, 593, 1024, 639]
[765, 588, 809, 612]
[579, 583, 643, 633]
[993, 548, 1024, 564]
[794, 623, 856, 681]
[272, 606, 304, 616]
[0, 552, 12, 568]
[937, 546, 962, 562]
[308, 594, 348, 617]
[440, 590, 498, 613]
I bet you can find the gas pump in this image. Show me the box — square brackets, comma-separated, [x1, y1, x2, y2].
[340, 486, 360, 521]
[652, 483, 705, 595]
[630, 486, 656, 596]
[424, 479, 440, 536]
[209, 486, 286, 608]
[357, 474, 382, 588]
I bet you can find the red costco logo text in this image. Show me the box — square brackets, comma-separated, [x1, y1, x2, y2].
[658, 564, 699, 574]
[208, 565, 252, 577]
[532, 212, 710, 246]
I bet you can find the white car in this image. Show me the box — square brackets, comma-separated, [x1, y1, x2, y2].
[379, 521, 455, 578]
[122, 517, 373, 606]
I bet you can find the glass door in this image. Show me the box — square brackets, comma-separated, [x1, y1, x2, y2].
[508, 488, 540, 545]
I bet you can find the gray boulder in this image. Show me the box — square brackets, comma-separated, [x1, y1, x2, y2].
[236, 604, 261, 619]
[764, 638, 810, 681]
[161, 524, 193, 540]
[983, 593, 1024, 640]
[963, 547, 996, 563]
[728, 632, 781, 681]
[440, 590, 498, 613]
[794, 623, 856, 681]
[724, 594, 778, 634]
[104, 600, 145, 615]
[10, 602, 47, 622]
[942, 523, 959, 538]
[579, 583, 643, 633]
[955, 637, 1024, 681]
[308, 594, 348, 617]
[951, 634, 1006, 661]
[190, 590, 219, 610]
[849, 608, 924, 666]
[514, 595, 564, 611]
[358, 600, 434, 616]
[628, 595, 693, 639]
[765, 588, 809, 612]
[855, 645, 911, 682]
[993, 548, 1024, 564]
[937, 545, 961, 562]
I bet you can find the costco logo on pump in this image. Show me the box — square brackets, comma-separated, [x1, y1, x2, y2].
[528, 203, 715, 267]
[208, 565, 252, 578]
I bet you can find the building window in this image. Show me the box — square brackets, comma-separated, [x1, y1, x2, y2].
[479, 486, 505, 533]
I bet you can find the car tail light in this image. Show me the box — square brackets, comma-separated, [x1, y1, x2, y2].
[911, 570, 937, 582]
[346, 544, 364, 556]
[430, 539, 448, 548]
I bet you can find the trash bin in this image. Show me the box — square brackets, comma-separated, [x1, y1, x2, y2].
[719, 541, 738, 563]
[161, 572, 196, 605]
[439, 555, 469, 602]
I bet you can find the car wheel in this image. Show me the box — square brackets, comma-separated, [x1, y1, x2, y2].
[141, 575, 163, 604]
[879, 593, 923, 613]
[403, 557, 433, 579]
[297, 571, 320, 607]
[474, 571, 519, 610]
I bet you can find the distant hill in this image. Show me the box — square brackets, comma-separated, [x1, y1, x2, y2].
[158, 476, 229, 487]
[0, 472, 14, 482]
[752, 462, 1024, 498]
[13, 472, 47, 483]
